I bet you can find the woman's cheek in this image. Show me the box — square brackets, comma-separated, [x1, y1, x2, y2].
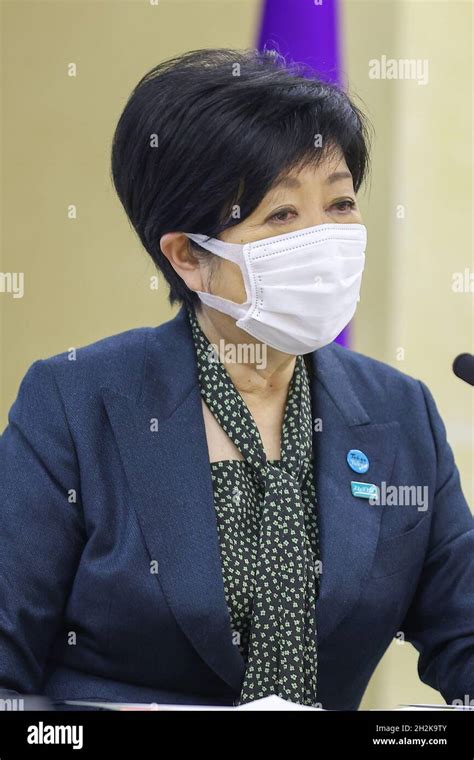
[215, 260, 247, 304]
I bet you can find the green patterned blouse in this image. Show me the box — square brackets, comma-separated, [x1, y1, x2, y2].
[186, 304, 321, 707]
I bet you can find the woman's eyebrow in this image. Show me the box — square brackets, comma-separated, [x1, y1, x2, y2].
[271, 176, 302, 190]
[263, 170, 353, 207]
[259, 176, 301, 208]
[271, 171, 353, 193]
[325, 171, 353, 184]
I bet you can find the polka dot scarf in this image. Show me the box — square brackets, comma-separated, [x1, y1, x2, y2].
[187, 304, 321, 707]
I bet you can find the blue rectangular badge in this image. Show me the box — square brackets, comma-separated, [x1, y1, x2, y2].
[351, 481, 379, 501]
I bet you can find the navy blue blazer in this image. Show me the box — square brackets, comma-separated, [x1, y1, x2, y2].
[1, 305, 473, 710]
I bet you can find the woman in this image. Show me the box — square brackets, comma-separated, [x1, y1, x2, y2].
[0, 48, 472, 711]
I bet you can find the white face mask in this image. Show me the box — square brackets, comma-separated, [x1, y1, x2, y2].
[185, 223, 367, 355]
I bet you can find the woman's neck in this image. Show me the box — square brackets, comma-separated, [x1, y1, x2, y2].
[193, 304, 297, 400]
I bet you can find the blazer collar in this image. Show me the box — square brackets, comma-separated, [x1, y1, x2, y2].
[101, 305, 400, 694]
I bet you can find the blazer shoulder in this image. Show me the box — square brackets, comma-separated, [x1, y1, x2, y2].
[329, 342, 420, 383]
[33, 325, 162, 401]
[325, 342, 429, 417]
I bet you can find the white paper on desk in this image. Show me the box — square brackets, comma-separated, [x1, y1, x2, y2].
[64, 695, 323, 711]
[236, 695, 322, 710]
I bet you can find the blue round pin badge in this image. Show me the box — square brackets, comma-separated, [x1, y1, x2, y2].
[346, 449, 370, 474]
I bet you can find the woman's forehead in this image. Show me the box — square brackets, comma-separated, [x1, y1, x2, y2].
[263, 155, 353, 201]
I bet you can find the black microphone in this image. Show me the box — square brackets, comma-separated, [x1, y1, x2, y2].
[453, 354, 474, 386]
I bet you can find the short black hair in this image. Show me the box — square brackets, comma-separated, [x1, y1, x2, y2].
[111, 48, 371, 309]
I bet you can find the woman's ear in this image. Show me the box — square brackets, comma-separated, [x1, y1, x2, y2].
[160, 232, 206, 292]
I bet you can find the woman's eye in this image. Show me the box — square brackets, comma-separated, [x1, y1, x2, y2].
[268, 208, 296, 223]
[331, 199, 356, 213]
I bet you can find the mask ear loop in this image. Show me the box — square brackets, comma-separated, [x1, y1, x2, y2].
[184, 233, 254, 321]
[185, 232, 243, 263]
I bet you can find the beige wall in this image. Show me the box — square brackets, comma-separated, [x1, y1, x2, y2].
[1, 0, 472, 710]
[342, 0, 473, 708]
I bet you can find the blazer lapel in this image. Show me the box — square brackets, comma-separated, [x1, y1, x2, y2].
[101, 306, 246, 693]
[310, 346, 401, 643]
